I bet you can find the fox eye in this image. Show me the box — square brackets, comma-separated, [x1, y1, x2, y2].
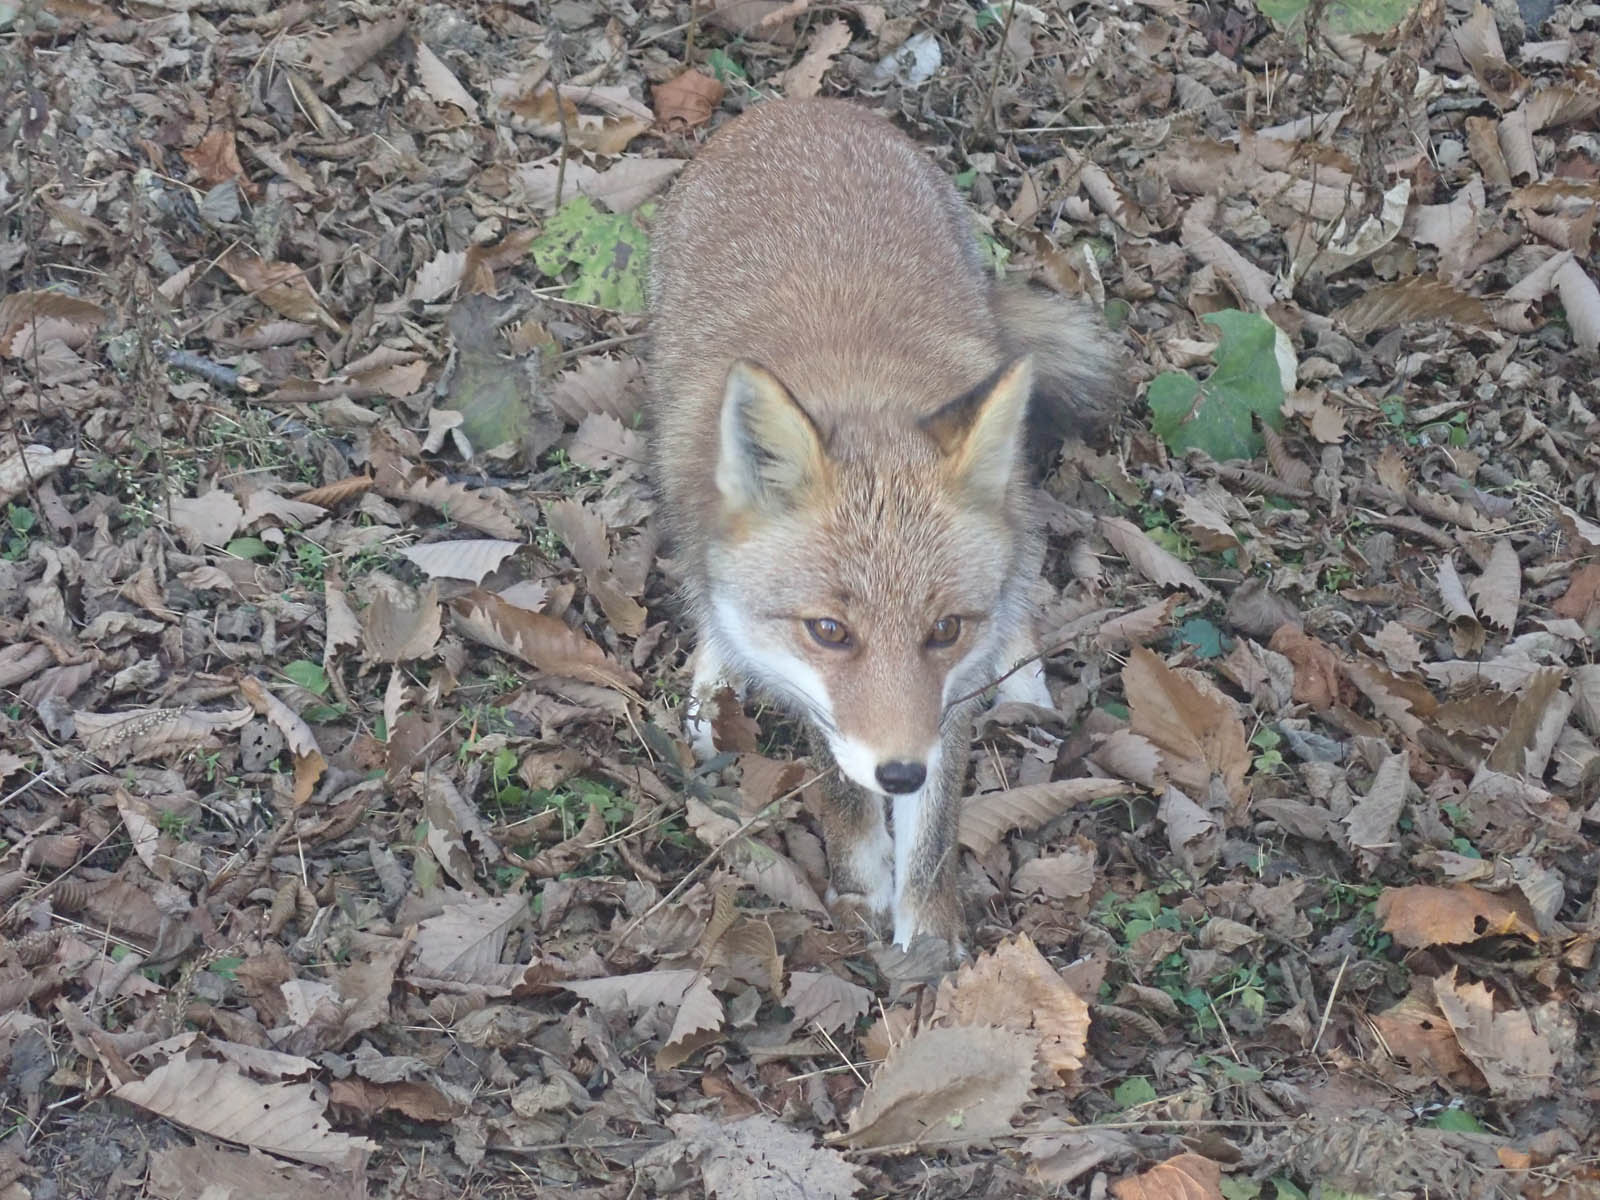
[806, 617, 853, 648]
[927, 615, 962, 648]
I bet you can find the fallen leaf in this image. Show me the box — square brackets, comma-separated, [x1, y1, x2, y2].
[653, 69, 725, 130]
[1376, 884, 1541, 948]
[1122, 648, 1249, 803]
[1110, 1151, 1225, 1200]
[450, 589, 641, 694]
[933, 934, 1090, 1078]
[1432, 970, 1559, 1100]
[667, 1112, 860, 1200]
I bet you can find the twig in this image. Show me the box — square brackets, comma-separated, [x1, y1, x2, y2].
[1312, 953, 1348, 1054]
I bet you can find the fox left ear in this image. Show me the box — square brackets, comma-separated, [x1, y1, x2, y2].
[717, 360, 828, 511]
[922, 356, 1033, 502]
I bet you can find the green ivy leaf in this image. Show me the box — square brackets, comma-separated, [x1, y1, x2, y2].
[1430, 1108, 1485, 1133]
[1111, 1076, 1158, 1109]
[225, 536, 272, 561]
[282, 659, 330, 695]
[1147, 309, 1290, 461]
[1255, 0, 1417, 35]
[531, 195, 651, 313]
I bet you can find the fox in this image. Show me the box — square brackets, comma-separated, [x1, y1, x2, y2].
[647, 99, 1120, 954]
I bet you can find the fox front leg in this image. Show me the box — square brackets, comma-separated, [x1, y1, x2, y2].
[890, 715, 971, 955]
[811, 736, 894, 938]
[685, 637, 743, 760]
[992, 621, 1053, 709]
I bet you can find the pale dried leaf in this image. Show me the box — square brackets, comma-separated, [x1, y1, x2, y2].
[114, 1058, 375, 1168]
[413, 39, 478, 118]
[0, 445, 73, 506]
[400, 539, 520, 583]
[1110, 1152, 1225, 1200]
[409, 894, 529, 981]
[547, 356, 644, 425]
[1123, 648, 1249, 802]
[1099, 517, 1215, 600]
[785, 971, 872, 1035]
[168, 489, 245, 550]
[1011, 845, 1096, 900]
[516, 157, 683, 213]
[959, 778, 1133, 856]
[564, 969, 698, 1012]
[1343, 751, 1407, 850]
[1432, 971, 1559, 1100]
[396, 476, 519, 539]
[75, 706, 254, 766]
[667, 1113, 860, 1200]
[1469, 538, 1521, 631]
[933, 933, 1090, 1077]
[778, 19, 851, 98]
[361, 584, 443, 664]
[451, 589, 641, 693]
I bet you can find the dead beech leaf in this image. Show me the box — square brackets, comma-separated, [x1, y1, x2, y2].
[218, 249, 343, 333]
[490, 80, 650, 155]
[0, 444, 73, 506]
[1099, 517, 1215, 600]
[564, 968, 698, 1012]
[1012, 845, 1097, 900]
[114, 1057, 375, 1168]
[933, 933, 1090, 1078]
[653, 68, 725, 130]
[667, 1113, 861, 1200]
[75, 706, 254, 766]
[785, 970, 872, 1035]
[394, 475, 519, 539]
[547, 355, 644, 425]
[658, 975, 725, 1068]
[959, 778, 1132, 856]
[779, 19, 852, 98]
[361, 584, 443, 664]
[1342, 750, 1407, 850]
[182, 127, 247, 188]
[1095, 596, 1181, 648]
[1432, 970, 1560, 1100]
[409, 894, 529, 983]
[1470, 538, 1522, 632]
[1376, 884, 1541, 948]
[148, 1145, 348, 1200]
[400, 539, 520, 583]
[295, 474, 373, 508]
[412, 39, 478, 119]
[843, 1024, 1037, 1150]
[299, 15, 408, 89]
[1267, 624, 1344, 709]
[1372, 992, 1484, 1086]
[450, 588, 641, 694]
[1110, 1151, 1225, 1200]
[330, 1077, 463, 1123]
[238, 676, 327, 806]
[516, 158, 683, 213]
[1122, 648, 1249, 802]
[168, 488, 245, 550]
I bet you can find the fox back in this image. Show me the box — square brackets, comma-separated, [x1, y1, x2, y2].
[648, 100, 1116, 936]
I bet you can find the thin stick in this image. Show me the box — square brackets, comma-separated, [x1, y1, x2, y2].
[1312, 953, 1349, 1054]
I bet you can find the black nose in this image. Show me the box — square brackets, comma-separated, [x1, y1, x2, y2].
[875, 760, 927, 794]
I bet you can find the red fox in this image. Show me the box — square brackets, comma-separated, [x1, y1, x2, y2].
[648, 99, 1120, 953]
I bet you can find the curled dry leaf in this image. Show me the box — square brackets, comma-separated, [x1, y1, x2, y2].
[933, 933, 1090, 1078]
[959, 778, 1132, 856]
[843, 1024, 1038, 1151]
[0, 290, 106, 356]
[113, 1057, 376, 1168]
[400, 539, 520, 583]
[658, 975, 725, 1068]
[1099, 516, 1215, 600]
[1375, 883, 1541, 948]
[412, 39, 478, 119]
[451, 589, 640, 694]
[1432, 970, 1561, 1100]
[218, 249, 343, 333]
[238, 676, 327, 806]
[1371, 992, 1484, 1086]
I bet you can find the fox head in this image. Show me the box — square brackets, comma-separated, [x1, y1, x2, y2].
[703, 357, 1036, 797]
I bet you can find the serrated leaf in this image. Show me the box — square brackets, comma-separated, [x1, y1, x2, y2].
[530, 195, 651, 313]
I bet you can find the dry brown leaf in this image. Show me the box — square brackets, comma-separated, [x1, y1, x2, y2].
[0, 444, 74, 506]
[1343, 751, 1407, 850]
[148, 1144, 350, 1200]
[959, 778, 1133, 856]
[330, 1076, 464, 1123]
[408, 894, 529, 985]
[1376, 883, 1541, 948]
[565, 968, 698, 1012]
[1333, 276, 1494, 335]
[218, 249, 343, 333]
[1180, 196, 1276, 309]
[933, 933, 1090, 1078]
[294, 474, 373, 508]
[1552, 255, 1600, 354]
[394, 475, 519, 539]
[1469, 538, 1522, 631]
[0, 291, 105, 356]
[75, 706, 254, 766]
[547, 355, 645, 425]
[1372, 992, 1484, 1086]
[1267, 624, 1345, 709]
[516, 158, 684, 213]
[491, 79, 650, 155]
[114, 1058, 375, 1168]
[361, 584, 443, 664]
[1110, 1151, 1225, 1200]
[658, 975, 725, 1068]
[182, 127, 247, 188]
[568, 412, 647, 472]
[450, 589, 641, 694]
[668, 1113, 861, 1200]
[653, 69, 725, 130]
[412, 38, 478, 119]
[785, 970, 872, 1035]
[1095, 596, 1181, 648]
[299, 15, 408, 89]
[1432, 970, 1560, 1100]
[1099, 516, 1215, 600]
[400, 539, 520, 583]
[842, 1024, 1037, 1150]
[1484, 666, 1569, 779]
[168, 488, 245, 550]
[1122, 648, 1248, 802]
[779, 19, 852, 98]
[1011, 844, 1096, 900]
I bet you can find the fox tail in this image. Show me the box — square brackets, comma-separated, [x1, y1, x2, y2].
[994, 281, 1126, 458]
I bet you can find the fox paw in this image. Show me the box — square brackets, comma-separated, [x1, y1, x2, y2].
[827, 890, 891, 941]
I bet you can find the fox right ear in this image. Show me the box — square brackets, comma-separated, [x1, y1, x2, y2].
[716, 361, 827, 510]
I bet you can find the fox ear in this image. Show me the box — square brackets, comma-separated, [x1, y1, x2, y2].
[717, 360, 827, 509]
[923, 356, 1033, 502]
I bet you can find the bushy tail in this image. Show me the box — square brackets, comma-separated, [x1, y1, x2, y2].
[993, 282, 1126, 456]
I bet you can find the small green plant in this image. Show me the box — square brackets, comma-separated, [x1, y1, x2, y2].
[531, 195, 652, 312]
[1254, 0, 1416, 37]
[294, 541, 329, 586]
[157, 810, 193, 839]
[1251, 727, 1285, 774]
[705, 47, 748, 83]
[1111, 1076, 1158, 1109]
[1147, 309, 1292, 461]
[280, 659, 346, 723]
[3, 504, 36, 560]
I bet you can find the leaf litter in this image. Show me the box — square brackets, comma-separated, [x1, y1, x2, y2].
[2, 0, 1599, 1197]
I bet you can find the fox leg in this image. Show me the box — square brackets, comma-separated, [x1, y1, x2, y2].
[685, 638, 742, 760]
[890, 717, 970, 953]
[993, 620, 1053, 709]
[810, 736, 894, 936]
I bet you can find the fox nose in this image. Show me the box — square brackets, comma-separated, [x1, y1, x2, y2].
[875, 760, 927, 794]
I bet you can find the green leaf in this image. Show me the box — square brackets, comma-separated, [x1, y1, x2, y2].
[1147, 309, 1290, 461]
[1430, 1107, 1485, 1133]
[1220, 1180, 1262, 1200]
[282, 660, 330, 695]
[530, 194, 651, 313]
[705, 48, 747, 82]
[207, 956, 246, 980]
[1177, 616, 1224, 659]
[1271, 1179, 1310, 1200]
[1255, 0, 1417, 34]
[1111, 1076, 1158, 1109]
[225, 536, 272, 561]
